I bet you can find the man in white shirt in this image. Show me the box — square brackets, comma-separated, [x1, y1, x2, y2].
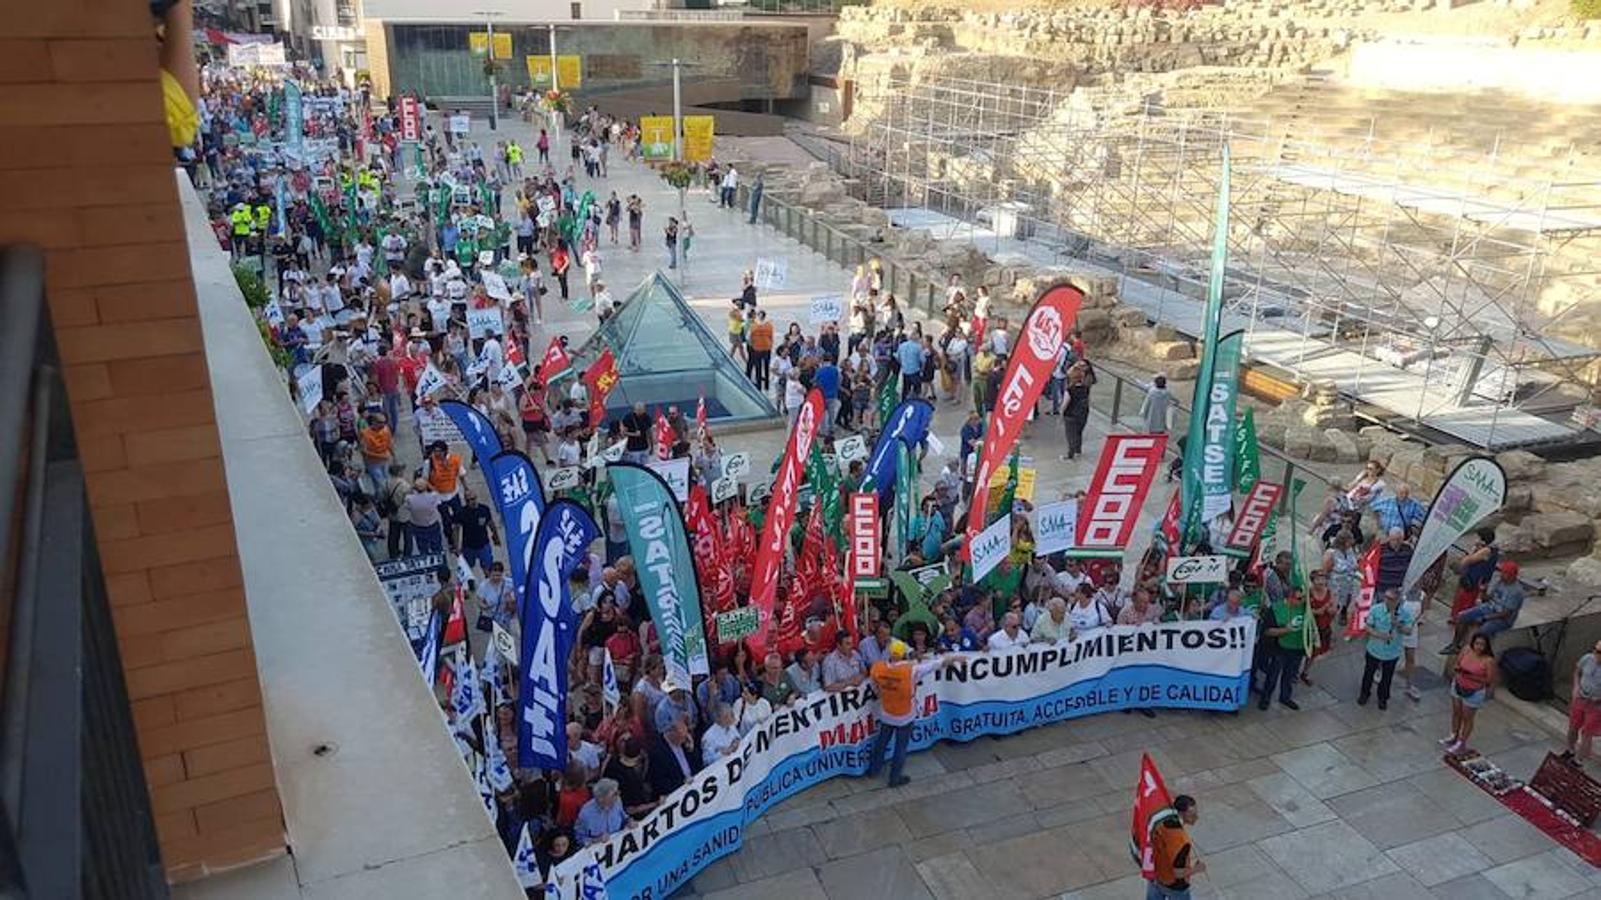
[480, 331, 504, 382]
[382, 231, 408, 268]
[389, 270, 412, 302]
[720, 166, 739, 209]
[987, 612, 1030, 651]
[594, 283, 615, 319]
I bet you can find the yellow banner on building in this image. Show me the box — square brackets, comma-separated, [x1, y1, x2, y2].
[682, 115, 714, 162]
[526, 55, 553, 87]
[556, 55, 582, 89]
[470, 32, 512, 60]
[639, 116, 675, 161]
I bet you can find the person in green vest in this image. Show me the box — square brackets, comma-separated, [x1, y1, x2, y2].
[1258, 586, 1310, 712]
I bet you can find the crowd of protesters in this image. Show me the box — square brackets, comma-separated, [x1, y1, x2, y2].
[197, 59, 1555, 898]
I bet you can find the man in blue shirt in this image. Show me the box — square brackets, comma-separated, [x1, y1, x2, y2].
[1453, 560, 1525, 649]
[896, 335, 925, 398]
[1371, 484, 1426, 536]
[937, 615, 980, 652]
[1358, 588, 1414, 710]
[816, 360, 841, 437]
[574, 778, 627, 846]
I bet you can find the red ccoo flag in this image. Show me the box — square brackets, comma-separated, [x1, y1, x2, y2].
[654, 408, 673, 461]
[1130, 752, 1176, 880]
[695, 391, 708, 443]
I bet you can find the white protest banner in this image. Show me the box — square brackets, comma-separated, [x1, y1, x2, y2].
[835, 435, 869, 466]
[1032, 500, 1078, 556]
[450, 114, 470, 135]
[551, 621, 1254, 899]
[491, 621, 518, 665]
[414, 363, 448, 401]
[648, 457, 691, 503]
[721, 452, 750, 480]
[970, 515, 1012, 581]
[296, 365, 323, 415]
[1401, 456, 1506, 595]
[808, 295, 845, 325]
[545, 466, 583, 492]
[481, 270, 514, 302]
[1165, 555, 1227, 585]
[466, 306, 502, 340]
[711, 477, 739, 505]
[264, 300, 285, 327]
[415, 406, 464, 447]
[375, 554, 446, 646]
[754, 257, 787, 291]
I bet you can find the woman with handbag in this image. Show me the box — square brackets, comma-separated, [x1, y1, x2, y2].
[1443, 633, 1497, 754]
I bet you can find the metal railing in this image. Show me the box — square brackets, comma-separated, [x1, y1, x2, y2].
[0, 246, 168, 898]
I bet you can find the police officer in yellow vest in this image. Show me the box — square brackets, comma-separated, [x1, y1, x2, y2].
[229, 203, 252, 259]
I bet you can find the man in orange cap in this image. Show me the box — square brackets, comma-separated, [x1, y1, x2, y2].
[1450, 560, 1524, 651]
[863, 639, 963, 787]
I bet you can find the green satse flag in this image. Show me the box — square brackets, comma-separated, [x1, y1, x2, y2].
[608, 465, 709, 684]
[1195, 330, 1245, 525]
[894, 441, 912, 562]
[1235, 407, 1261, 493]
[1287, 478, 1308, 591]
[1180, 145, 1233, 547]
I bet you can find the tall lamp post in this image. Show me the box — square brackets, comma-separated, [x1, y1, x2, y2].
[474, 10, 504, 131]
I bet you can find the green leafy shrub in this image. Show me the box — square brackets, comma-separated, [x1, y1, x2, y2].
[1575, 0, 1601, 18]
[232, 263, 270, 309]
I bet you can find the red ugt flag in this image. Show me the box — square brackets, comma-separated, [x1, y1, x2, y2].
[1130, 752, 1175, 880]
[580, 349, 618, 425]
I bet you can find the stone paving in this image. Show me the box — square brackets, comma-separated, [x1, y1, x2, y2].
[427, 118, 1595, 899]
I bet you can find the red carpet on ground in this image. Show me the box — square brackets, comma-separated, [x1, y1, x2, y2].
[1447, 753, 1601, 867]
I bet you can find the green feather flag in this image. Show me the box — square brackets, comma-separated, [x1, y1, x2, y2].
[876, 376, 899, 428]
[1180, 145, 1233, 548]
[1235, 407, 1261, 492]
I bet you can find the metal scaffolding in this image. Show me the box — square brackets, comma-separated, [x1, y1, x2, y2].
[838, 75, 1601, 450]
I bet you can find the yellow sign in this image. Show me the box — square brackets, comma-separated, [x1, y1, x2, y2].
[526, 55, 552, 87]
[470, 32, 512, 60]
[556, 54, 582, 89]
[639, 115, 675, 162]
[987, 467, 1037, 504]
[682, 115, 715, 162]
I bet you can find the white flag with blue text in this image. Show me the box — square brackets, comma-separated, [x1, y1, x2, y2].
[602, 648, 619, 713]
[514, 823, 543, 889]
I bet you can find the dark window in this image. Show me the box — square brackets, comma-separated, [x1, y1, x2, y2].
[570, 2, 582, 19]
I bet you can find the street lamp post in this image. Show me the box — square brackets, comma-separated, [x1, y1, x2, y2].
[474, 10, 504, 131]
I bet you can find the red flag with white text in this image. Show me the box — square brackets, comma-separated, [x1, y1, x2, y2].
[654, 408, 673, 461]
[1225, 481, 1284, 554]
[965, 285, 1083, 554]
[751, 388, 825, 646]
[540, 337, 572, 380]
[1342, 542, 1383, 639]
[696, 392, 708, 443]
[1077, 433, 1169, 552]
[686, 485, 736, 617]
[1131, 753, 1176, 880]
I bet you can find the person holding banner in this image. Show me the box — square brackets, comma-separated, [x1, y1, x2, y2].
[864, 639, 964, 788]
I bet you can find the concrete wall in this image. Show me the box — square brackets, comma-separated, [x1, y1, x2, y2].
[1348, 38, 1601, 105]
[0, 10, 284, 883]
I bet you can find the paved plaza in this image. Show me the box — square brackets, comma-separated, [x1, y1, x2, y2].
[413, 117, 1599, 900]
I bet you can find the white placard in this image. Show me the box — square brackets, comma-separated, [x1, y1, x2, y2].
[491, 621, 518, 664]
[1165, 555, 1228, 585]
[1032, 500, 1078, 556]
[754, 257, 787, 291]
[482, 270, 513, 302]
[834, 435, 868, 465]
[466, 306, 502, 340]
[721, 452, 750, 480]
[748, 480, 772, 504]
[264, 300, 285, 326]
[546, 466, 582, 492]
[970, 515, 1012, 582]
[296, 365, 323, 415]
[808, 295, 845, 325]
[450, 114, 470, 135]
[926, 432, 946, 456]
[414, 363, 448, 401]
[648, 457, 691, 503]
[711, 477, 738, 505]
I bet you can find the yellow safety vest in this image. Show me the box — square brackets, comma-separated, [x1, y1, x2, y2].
[253, 205, 271, 231]
[231, 208, 252, 236]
